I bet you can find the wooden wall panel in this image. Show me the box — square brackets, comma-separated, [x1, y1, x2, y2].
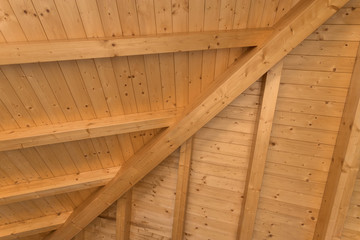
[252, 11, 359, 239]
[72, 152, 179, 240]
[129, 151, 179, 240]
[182, 80, 262, 239]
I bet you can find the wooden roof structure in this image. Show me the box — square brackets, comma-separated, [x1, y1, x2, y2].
[0, 0, 360, 239]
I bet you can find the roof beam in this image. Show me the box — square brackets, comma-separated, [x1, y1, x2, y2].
[0, 212, 71, 240]
[116, 190, 132, 240]
[314, 39, 360, 240]
[44, 1, 348, 239]
[172, 138, 193, 240]
[0, 28, 272, 65]
[237, 61, 283, 240]
[0, 109, 178, 151]
[0, 167, 119, 206]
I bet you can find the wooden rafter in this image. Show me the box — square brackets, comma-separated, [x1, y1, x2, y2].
[314, 40, 360, 240]
[0, 29, 272, 65]
[237, 61, 283, 240]
[172, 137, 193, 240]
[0, 109, 178, 152]
[0, 167, 119, 206]
[44, 1, 348, 239]
[116, 191, 132, 240]
[0, 212, 71, 240]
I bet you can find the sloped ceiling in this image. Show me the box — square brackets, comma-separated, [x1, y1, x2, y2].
[0, 0, 360, 240]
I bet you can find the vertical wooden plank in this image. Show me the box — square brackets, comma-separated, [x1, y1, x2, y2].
[0, 99, 19, 130]
[116, 190, 132, 240]
[77, 59, 110, 118]
[214, 0, 236, 78]
[201, 0, 220, 91]
[111, 57, 138, 114]
[138, 0, 163, 111]
[237, 61, 283, 240]
[159, 53, 177, 109]
[40, 62, 82, 122]
[8, 0, 47, 41]
[247, 0, 266, 28]
[314, 43, 360, 240]
[58, 61, 96, 120]
[32, 0, 67, 40]
[172, 137, 193, 240]
[173, 0, 189, 107]
[1, 65, 51, 126]
[0, 0, 27, 42]
[54, 0, 87, 39]
[97, 0, 123, 37]
[143, 54, 164, 111]
[260, 0, 280, 27]
[94, 58, 125, 116]
[153, 0, 177, 109]
[20, 63, 67, 124]
[188, 0, 204, 101]
[229, 0, 251, 64]
[127, 56, 151, 112]
[76, 0, 105, 38]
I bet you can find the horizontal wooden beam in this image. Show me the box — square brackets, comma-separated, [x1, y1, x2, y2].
[45, 1, 349, 239]
[0, 212, 71, 240]
[0, 167, 119, 206]
[0, 28, 272, 65]
[0, 109, 178, 151]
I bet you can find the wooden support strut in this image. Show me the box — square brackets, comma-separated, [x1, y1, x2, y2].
[313, 36, 360, 240]
[116, 190, 132, 240]
[44, 1, 349, 239]
[237, 61, 283, 240]
[172, 138, 193, 240]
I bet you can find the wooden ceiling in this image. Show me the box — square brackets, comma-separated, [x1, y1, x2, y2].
[0, 0, 360, 240]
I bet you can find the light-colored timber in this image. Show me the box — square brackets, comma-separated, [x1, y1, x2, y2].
[116, 190, 132, 240]
[0, 212, 72, 240]
[172, 137, 193, 240]
[314, 36, 360, 240]
[238, 61, 283, 240]
[0, 167, 119, 206]
[0, 109, 179, 151]
[0, 29, 272, 65]
[43, 0, 349, 239]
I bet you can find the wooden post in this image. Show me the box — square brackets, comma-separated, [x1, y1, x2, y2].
[116, 190, 132, 240]
[237, 61, 283, 240]
[172, 138, 193, 239]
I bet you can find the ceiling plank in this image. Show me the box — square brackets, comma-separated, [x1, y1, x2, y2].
[0, 28, 272, 65]
[44, 1, 348, 239]
[172, 137, 193, 240]
[0, 167, 119, 205]
[237, 60, 283, 240]
[313, 39, 360, 240]
[0, 212, 71, 240]
[116, 190, 132, 240]
[0, 109, 178, 151]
